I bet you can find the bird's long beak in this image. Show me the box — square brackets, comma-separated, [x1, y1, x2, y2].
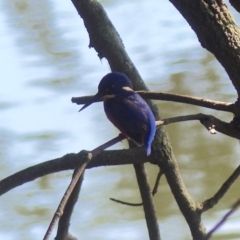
[79, 91, 103, 112]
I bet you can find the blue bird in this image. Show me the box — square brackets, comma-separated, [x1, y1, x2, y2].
[79, 72, 156, 156]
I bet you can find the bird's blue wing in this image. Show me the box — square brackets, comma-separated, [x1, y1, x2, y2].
[104, 92, 155, 149]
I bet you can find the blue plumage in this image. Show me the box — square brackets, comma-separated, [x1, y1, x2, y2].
[80, 72, 156, 155]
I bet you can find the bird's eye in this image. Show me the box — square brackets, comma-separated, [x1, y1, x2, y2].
[105, 85, 114, 93]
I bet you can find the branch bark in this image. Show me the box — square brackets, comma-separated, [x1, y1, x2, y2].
[72, 91, 236, 113]
[0, 147, 148, 196]
[134, 164, 161, 240]
[169, 0, 240, 97]
[55, 171, 83, 240]
[43, 153, 91, 240]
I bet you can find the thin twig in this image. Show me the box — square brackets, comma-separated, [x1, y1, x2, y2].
[203, 199, 240, 240]
[110, 198, 143, 206]
[152, 169, 164, 196]
[43, 153, 91, 240]
[43, 153, 92, 240]
[91, 134, 125, 157]
[201, 164, 240, 212]
[110, 168, 163, 206]
[55, 171, 84, 240]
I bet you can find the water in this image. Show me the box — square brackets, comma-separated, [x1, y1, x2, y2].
[0, 0, 240, 239]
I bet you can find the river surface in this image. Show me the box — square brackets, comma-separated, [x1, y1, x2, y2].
[0, 0, 240, 239]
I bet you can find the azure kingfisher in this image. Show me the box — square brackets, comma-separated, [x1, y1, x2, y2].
[79, 72, 156, 156]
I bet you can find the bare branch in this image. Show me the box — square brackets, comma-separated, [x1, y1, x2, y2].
[109, 197, 143, 207]
[201, 164, 240, 212]
[55, 172, 84, 240]
[203, 199, 240, 240]
[44, 135, 127, 239]
[157, 114, 240, 139]
[91, 134, 125, 157]
[43, 153, 92, 240]
[134, 163, 161, 240]
[72, 92, 235, 113]
[169, 0, 240, 96]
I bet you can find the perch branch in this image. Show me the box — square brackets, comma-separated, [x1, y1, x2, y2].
[72, 91, 236, 113]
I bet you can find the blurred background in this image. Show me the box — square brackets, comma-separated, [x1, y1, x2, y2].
[0, 0, 240, 239]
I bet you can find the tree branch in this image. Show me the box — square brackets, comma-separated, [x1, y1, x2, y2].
[55, 172, 84, 240]
[169, 0, 240, 96]
[157, 113, 240, 139]
[0, 138, 149, 196]
[134, 164, 161, 240]
[43, 153, 91, 240]
[72, 91, 236, 113]
[201, 164, 240, 212]
[44, 135, 126, 240]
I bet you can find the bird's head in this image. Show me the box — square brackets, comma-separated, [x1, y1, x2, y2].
[79, 72, 133, 111]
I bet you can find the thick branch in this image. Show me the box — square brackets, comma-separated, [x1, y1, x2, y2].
[0, 146, 148, 196]
[169, 0, 240, 96]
